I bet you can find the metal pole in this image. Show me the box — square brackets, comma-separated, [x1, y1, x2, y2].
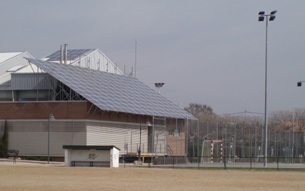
[186, 119, 189, 158]
[152, 116, 155, 163]
[135, 39, 137, 78]
[254, 125, 257, 157]
[216, 123, 219, 160]
[224, 124, 227, 169]
[197, 120, 199, 157]
[234, 124, 236, 160]
[138, 123, 141, 161]
[292, 114, 295, 164]
[264, 16, 269, 167]
[249, 124, 252, 158]
[47, 114, 55, 164]
[48, 117, 50, 164]
[175, 119, 178, 160]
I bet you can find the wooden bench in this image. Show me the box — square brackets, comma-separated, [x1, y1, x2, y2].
[0, 149, 19, 163]
[71, 161, 110, 167]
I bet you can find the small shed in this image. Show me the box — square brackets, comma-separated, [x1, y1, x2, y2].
[63, 145, 120, 168]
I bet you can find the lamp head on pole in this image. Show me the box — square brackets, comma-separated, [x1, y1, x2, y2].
[146, 121, 152, 127]
[258, 11, 265, 21]
[49, 113, 55, 120]
[155, 82, 165, 94]
[174, 128, 179, 138]
[154, 83, 164, 88]
[258, 10, 277, 22]
[297, 82, 303, 87]
[269, 10, 277, 21]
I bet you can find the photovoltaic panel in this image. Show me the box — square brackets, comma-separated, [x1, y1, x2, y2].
[25, 58, 196, 119]
[44, 49, 94, 62]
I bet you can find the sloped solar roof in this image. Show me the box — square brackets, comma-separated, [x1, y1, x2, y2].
[26, 58, 195, 119]
[44, 49, 94, 62]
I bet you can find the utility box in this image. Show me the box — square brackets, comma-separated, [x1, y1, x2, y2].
[63, 145, 120, 168]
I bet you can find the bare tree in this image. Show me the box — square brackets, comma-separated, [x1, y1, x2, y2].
[185, 103, 218, 138]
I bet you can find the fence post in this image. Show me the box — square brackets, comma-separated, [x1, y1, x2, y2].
[198, 156, 200, 169]
[250, 156, 252, 169]
[277, 156, 279, 170]
[224, 154, 227, 170]
[172, 156, 175, 169]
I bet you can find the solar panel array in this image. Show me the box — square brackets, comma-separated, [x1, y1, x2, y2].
[44, 49, 94, 61]
[26, 58, 196, 119]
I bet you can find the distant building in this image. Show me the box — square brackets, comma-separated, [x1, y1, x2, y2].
[0, 48, 196, 162]
[42, 47, 122, 75]
[0, 51, 36, 101]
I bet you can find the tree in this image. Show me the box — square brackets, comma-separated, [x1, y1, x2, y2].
[184, 103, 218, 156]
[185, 103, 218, 130]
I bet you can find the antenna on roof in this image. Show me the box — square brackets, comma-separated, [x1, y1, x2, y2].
[60, 45, 63, 64]
[63, 44, 68, 64]
[129, 66, 133, 77]
[134, 39, 137, 78]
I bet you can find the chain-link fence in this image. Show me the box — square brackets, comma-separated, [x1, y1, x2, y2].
[151, 156, 305, 170]
[186, 122, 305, 160]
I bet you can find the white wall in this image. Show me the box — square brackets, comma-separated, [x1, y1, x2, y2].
[75, 50, 123, 75]
[86, 124, 148, 154]
[111, 148, 120, 168]
[9, 132, 86, 156]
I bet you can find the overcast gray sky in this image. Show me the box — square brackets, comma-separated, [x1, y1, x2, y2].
[1, 0, 305, 115]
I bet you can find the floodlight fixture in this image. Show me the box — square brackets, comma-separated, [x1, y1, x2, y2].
[155, 82, 165, 94]
[297, 81, 305, 87]
[258, 10, 277, 22]
[155, 83, 164, 88]
[258, 11, 265, 21]
[146, 121, 152, 127]
[269, 11, 277, 21]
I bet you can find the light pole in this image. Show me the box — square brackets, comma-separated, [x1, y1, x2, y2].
[138, 121, 152, 162]
[258, 10, 277, 167]
[48, 113, 55, 164]
[174, 120, 179, 164]
[138, 123, 142, 162]
[155, 83, 164, 94]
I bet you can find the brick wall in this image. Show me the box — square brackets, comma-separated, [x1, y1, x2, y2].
[0, 101, 152, 123]
[0, 101, 88, 119]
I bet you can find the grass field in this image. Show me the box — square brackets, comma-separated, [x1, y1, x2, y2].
[1, 161, 305, 191]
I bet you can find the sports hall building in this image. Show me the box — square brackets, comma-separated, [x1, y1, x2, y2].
[0, 48, 196, 161]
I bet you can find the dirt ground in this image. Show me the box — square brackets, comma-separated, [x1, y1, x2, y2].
[0, 161, 305, 191]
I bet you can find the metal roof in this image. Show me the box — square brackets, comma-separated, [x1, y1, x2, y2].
[26, 58, 195, 119]
[44, 49, 95, 62]
[11, 73, 57, 90]
[0, 52, 22, 64]
[63, 145, 120, 151]
[0, 52, 35, 85]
